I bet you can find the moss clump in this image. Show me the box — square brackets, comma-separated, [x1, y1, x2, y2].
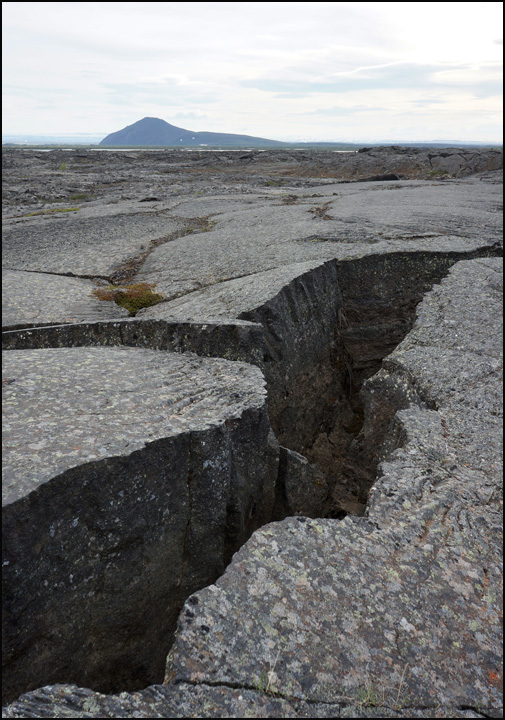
[24, 207, 80, 216]
[91, 282, 164, 316]
[427, 169, 453, 178]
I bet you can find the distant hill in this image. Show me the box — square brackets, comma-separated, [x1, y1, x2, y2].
[3, 120, 498, 149]
[99, 117, 288, 147]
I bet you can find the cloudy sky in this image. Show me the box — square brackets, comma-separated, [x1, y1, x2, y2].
[2, 1, 503, 142]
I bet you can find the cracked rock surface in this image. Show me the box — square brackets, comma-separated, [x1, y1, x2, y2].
[161, 258, 502, 715]
[6, 257, 500, 719]
[2, 348, 269, 504]
[3, 347, 280, 703]
[2, 148, 502, 330]
[2, 148, 503, 718]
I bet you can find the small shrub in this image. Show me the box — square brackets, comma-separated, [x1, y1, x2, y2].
[91, 282, 164, 316]
[58, 162, 67, 171]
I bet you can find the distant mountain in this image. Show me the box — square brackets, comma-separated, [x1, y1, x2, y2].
[99, 117, 288, 147]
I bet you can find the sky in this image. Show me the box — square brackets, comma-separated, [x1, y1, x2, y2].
[2, 1, 503, 143]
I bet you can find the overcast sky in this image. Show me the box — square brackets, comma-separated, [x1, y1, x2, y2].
[2, 1, 503, 142]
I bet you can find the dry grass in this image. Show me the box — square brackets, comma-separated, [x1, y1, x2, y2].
[91, 282, 164, 316]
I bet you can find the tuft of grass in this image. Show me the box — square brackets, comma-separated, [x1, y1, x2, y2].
[201, 219, 217, 231]
[91, 282, 164, 316]
[350, 665, 410, 711]
[254, 650, 281, 696]
[357, 681, 384, 707]
[58, 162, 67, 171]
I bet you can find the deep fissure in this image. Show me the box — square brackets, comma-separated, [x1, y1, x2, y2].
[256, 248, 502, 522]
[2, 246, 501, 705]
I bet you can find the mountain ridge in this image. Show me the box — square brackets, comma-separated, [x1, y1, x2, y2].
[99, 117, 288, 147]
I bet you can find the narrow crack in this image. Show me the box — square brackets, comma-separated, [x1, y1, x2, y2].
[2, 267, 112, 282]
[458, 706, 500, 719]
[171, 679, 490, 716]
[109, 215, 218, 284]
[2, 246, 502, 707]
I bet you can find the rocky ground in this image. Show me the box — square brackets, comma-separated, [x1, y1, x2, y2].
[2, 146, 503, 718]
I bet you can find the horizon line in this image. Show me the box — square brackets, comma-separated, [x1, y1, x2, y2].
[3, 135, 503, 146]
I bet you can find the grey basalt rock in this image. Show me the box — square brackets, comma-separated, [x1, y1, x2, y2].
[2, 269, 129, 328]
[4, 257, 500, 718]
[2, 347, 278, 703]
[160, 257, 502, 715]
[3, 154, 502, 332]
[1, 148, 503, 718]
[274, 446, 329, 518]
[1, 683, 341, 719]
[3, 147, 501, 217]
[1, 318, 268, 372]
[2, 684, 493, 719]
[2, 208, 183, 277]
[353, 146, 503, 179]
[133, 178, 502, 308]
[356, 257, 503, 487]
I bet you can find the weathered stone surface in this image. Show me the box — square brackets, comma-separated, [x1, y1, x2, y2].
[354, 145, 503, 178]
[7, 261, 497, 717]
[355, 257, 503, 491]
[2, 347, 267, 501]
[2, 206, 182, 277]
[2, 147, 502, 217]
[2, 683, 338, 718]
[2, 148, 503, 718]
[134, 179, 502, 307]
[1, 318, 267, 368]
[2, 269, 128, 328]
[0, 686, 321, 719]
[2, 348, 278, 702]
[2, 683, 492, 718]
[160, 257, 502, 715]
[3, 147, 502, 330]
[275, 446, 329, 518]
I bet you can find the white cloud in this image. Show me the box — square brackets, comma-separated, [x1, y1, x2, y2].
[431, 63, 502, 86]
[2, 1, 503, 141]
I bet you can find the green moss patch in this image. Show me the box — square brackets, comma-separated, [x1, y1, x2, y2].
[24, 207, 80, 217]
[427, 169, 453, 178]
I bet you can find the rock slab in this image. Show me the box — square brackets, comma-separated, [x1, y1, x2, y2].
[2, 348, 277, 702]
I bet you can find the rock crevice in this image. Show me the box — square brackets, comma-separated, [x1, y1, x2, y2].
[3, 250, 502, 709]
[2, 148, 503, 717]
